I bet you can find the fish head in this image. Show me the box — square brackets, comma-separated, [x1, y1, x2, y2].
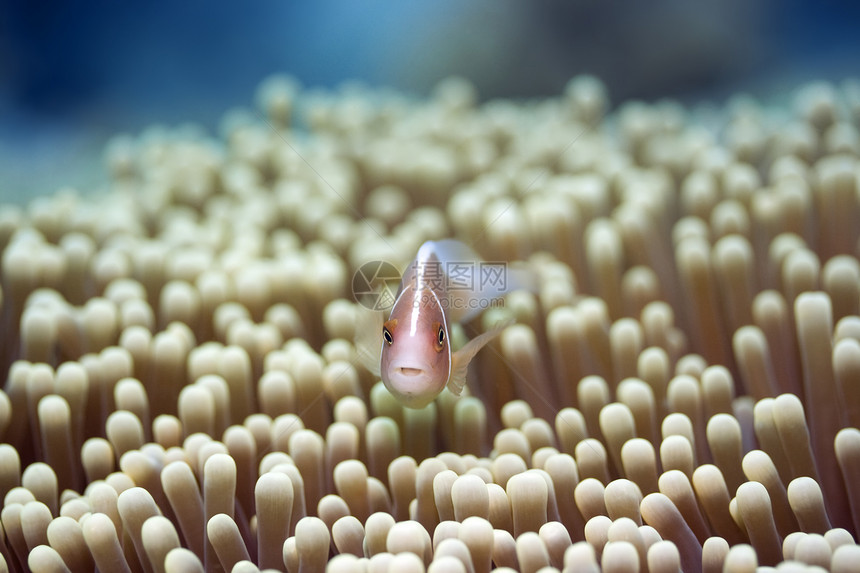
[380, 286, 451, 408]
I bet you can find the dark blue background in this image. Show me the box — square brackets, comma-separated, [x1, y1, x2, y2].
[1, 1, 858, 201]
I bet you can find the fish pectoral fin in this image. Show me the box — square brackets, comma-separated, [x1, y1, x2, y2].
[446, 318, 513, 396]
[354, 306, 383, 377]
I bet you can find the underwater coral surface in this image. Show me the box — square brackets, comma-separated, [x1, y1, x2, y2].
[1, 75, 860, 572]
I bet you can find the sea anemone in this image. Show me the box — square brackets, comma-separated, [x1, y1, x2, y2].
[1, 74, 859, 572]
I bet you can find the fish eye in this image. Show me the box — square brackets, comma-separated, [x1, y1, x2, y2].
[382, 326, 393, 345]
[437, 326, 445, 345]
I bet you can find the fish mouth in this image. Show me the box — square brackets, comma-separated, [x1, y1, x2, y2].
[397, 367, 425, 377]
[390, 359, 433, 379]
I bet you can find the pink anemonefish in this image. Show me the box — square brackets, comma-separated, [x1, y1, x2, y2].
[358, 239, 530, 409]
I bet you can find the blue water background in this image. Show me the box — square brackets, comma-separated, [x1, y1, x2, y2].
[1, 1, 858, 202]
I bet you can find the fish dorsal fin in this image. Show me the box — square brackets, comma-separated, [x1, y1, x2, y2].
[427, 239, 536, 324]
[354, 306, 384, 377]
[446, 318, 513, 396]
